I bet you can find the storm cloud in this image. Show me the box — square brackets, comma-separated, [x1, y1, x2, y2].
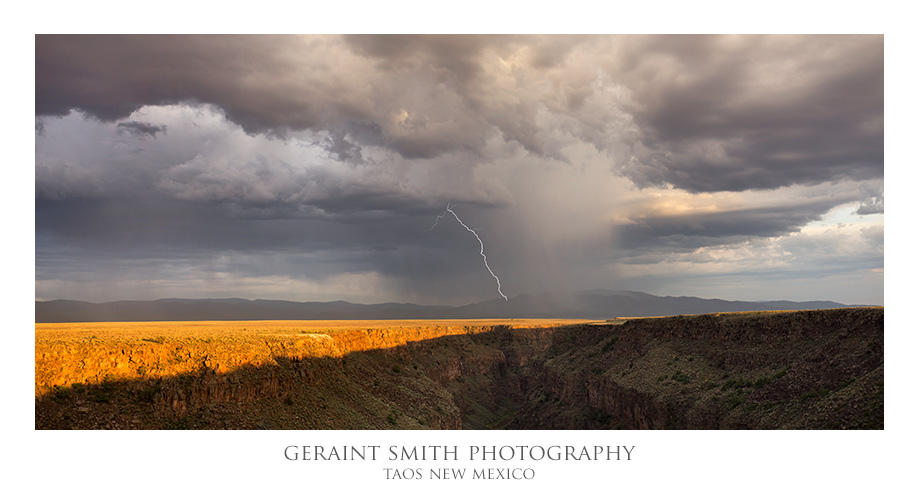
[116, 121, 166, 138]
[37, 35, 883, 192]
[616, 196, 856, 251]
[35, 35, 884, 305]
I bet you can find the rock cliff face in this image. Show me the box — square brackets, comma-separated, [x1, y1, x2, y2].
[511, 308, 883, 429]
[35, 309, 883, 429]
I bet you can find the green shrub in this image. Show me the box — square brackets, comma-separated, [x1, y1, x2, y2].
[671, 371, 691, 384]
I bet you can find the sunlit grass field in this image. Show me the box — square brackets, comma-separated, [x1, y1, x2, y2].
[36, 318, 590, 341]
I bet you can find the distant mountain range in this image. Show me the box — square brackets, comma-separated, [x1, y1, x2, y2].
[34, 290, 867, 323]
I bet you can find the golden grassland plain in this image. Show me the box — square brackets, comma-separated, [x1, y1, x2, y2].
[35, 319, 594, 397]
[35, 318, 589, 338]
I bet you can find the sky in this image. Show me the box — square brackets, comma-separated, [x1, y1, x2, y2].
[34, 34, 884, 306]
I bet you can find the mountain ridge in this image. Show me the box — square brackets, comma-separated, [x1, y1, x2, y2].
[34, 290, 866, 323]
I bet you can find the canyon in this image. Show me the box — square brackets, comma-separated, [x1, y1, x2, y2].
[35, 308, 883, 429]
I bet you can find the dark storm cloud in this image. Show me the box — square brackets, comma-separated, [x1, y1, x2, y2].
[342, 34, 498, 81]
[320, 129, 363, 163]
[35, 34, 493, 160]
[153, 153, 439, 221]
[116, 121, 166, 138]
[36, 35, 323, 127]
[613, 35, 883, 192]
[616, 197, 845, 251]
[35, 197, 281, 251]
[36, 34, 883, 194]
[34, 195, 436, 265]
[856, 196, 884, 215]
[34, 35, 884, 304]
[34, 105, 515, 242]
[34, 193, 512, 303]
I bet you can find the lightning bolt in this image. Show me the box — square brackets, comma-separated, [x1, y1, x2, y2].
[429, 203, 509, 301]
[427, 201, 451, 232]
